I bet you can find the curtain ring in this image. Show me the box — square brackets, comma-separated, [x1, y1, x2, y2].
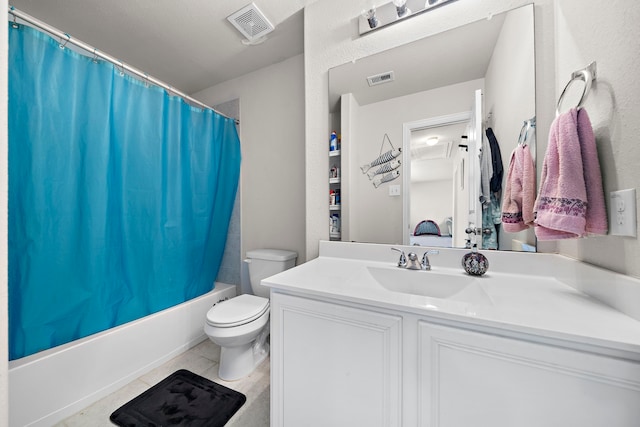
[91, 49, 99, 64]
[143, 73, 150, 88]
[117, 61, 125, 76]
[59, 33, 71, 50]
[10, 7, 19, 29]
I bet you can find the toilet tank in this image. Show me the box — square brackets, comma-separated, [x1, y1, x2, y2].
[245, 249, 297, 298]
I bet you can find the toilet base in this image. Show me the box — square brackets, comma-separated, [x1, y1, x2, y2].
[218, 337, 269, 381]
[217, 321, 270, 381]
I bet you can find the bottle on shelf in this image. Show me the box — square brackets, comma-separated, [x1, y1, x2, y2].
[330, 214, 341, 234]
[330, 131, 338, 152]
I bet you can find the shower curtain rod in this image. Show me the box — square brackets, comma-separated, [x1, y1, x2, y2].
[7, 6, 239, 124]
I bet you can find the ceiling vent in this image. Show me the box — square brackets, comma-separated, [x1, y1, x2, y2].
[227, 3, 275, 43]
[366, 71, 395, 87]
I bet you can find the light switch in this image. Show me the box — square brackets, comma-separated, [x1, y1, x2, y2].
[389, 185, 401, 196]
[609, 189, 637, 237]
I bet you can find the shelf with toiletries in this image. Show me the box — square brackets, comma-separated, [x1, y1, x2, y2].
[329, 183, 341, 240]
[329, 131, 342, 240]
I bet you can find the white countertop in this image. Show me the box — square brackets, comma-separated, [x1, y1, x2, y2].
[264, 253, 640, 359]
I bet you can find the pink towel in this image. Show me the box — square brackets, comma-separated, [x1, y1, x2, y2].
[577, 109, 608, 235]
[534, 108, 607, 239]
[501, 144, 536, 232]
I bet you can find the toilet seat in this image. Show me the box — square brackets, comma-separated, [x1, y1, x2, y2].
[206, 294, 269, 328]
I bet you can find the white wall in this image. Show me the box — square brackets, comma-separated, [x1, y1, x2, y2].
[347, 79, 483, 244]
[484, 4, 536, 250]
[193, 54, 306, 293]
[411, 180, 453, 235]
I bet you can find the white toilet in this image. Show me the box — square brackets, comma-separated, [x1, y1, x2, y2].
[204, 248, 297, 380]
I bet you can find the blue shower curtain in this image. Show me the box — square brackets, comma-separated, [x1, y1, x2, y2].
[8, 24, 241, 360]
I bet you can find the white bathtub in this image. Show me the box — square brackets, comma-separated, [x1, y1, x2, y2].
[8, 282, 237, 427]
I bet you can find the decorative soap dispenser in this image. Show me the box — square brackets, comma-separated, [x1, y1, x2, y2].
[461, 243, 489, 276]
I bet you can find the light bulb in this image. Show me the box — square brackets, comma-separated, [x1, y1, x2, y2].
[362, 8, 378, 29]
[393, 0, 410, 18]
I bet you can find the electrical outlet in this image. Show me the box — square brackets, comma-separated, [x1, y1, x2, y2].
[389, 185, 401, 196]
[609, 189, 637, 237]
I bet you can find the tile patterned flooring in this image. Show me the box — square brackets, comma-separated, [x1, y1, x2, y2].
[54, 340, 270, 426]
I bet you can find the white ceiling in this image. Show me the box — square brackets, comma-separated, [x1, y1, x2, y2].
[328, 12, 505, 111]
[411, 121, 468, 183]
[9, 0, 315, 94]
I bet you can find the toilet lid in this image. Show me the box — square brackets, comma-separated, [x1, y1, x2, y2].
[206, 294, 269, 328]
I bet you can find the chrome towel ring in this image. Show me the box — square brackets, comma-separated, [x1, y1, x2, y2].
[556, 61, 597, 116]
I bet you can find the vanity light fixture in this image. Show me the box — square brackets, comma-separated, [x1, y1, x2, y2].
[426, 136, 439, 146]
[359, 0, 458, 35]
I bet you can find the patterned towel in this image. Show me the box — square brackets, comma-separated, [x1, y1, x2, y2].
[534, 108, 607, 239]
[502, 144, 536, 232]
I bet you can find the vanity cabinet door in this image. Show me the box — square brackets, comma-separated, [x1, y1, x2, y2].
[418, 321, 640, 427]
[271, 292, 402, 427]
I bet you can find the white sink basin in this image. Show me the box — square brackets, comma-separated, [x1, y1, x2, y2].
[367, 266, 475, 298]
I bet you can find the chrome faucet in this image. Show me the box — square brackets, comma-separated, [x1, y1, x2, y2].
[405, 252, 422, 270]
[421, 249, 439, 271]
[392, 248, 438, 270]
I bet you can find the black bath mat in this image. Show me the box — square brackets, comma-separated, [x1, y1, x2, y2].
[110, 369, 246, 427]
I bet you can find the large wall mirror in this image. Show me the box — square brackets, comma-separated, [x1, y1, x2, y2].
[329, 4, 536, 251]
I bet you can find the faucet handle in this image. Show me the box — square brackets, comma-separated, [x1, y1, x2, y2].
[391, 247, 407, 268]
[421, 249, 439, 270]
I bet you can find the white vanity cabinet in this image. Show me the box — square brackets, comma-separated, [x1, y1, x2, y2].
[418, 322, 640, 427]
[270, 290, 640, 427]
[270, 292, 403, 427]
